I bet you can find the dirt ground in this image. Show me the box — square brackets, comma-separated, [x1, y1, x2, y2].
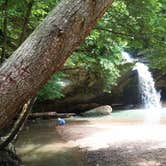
[86, 141, 166, 166]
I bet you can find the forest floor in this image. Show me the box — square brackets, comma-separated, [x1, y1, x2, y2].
[57, 116, 166, 166]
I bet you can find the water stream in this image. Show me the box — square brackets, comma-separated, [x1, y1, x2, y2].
[15, 120, 87, 166]
[15, 109, 166, 165]
[122, 52, 161, 110]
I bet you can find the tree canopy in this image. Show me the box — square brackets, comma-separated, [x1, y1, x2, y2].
[0, 0, 165, 101]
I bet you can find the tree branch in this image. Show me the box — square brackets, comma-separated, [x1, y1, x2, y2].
[95, 27, 134, 38]
[0, 97, 36, 149]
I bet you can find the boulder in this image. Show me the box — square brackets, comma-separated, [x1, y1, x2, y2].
[81, 105, 112, 117]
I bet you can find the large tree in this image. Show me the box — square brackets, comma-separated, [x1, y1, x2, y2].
[0, 0, 114, 129]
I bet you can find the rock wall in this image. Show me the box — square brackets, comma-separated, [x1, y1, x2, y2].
[34, 67, 166, 113]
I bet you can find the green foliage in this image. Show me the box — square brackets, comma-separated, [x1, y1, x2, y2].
[148, 52, 166, 74]
[37, 72, 64, 101]
[0, 0, 60, 60]
[65, 28, 123, 91]
[0, 0, 165, 99]
[0, 0, 62, 101]
[64, 0, 165, 92]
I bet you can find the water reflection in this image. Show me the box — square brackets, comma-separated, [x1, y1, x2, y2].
[15, 120, 87, 166]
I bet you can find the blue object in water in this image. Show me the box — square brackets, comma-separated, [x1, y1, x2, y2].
[58, 118, 65, 125]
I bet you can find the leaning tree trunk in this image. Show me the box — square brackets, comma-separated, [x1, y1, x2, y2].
[0, 0, 114, 129]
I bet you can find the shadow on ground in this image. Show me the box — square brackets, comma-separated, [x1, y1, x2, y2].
[87, 141, 166, 166]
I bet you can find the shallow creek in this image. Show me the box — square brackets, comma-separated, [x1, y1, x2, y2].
[15, 108, 166, 166]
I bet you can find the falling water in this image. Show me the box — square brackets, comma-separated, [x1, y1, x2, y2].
[122, 52, 161, 110]
[134, 62, 161, 109]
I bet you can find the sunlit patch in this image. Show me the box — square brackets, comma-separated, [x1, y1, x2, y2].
[144, 108, 161, 123]
[16, 142, 77, 163]
[66, 120, 166, 150]
[16, 142, 75, 155]
[138, 160, 161, 166]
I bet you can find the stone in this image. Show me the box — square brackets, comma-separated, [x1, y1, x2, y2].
[81, 105, 112, 117]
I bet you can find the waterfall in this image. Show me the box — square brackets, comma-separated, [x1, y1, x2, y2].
[134, 63, 161, 109]
[122, 52, 161, 110]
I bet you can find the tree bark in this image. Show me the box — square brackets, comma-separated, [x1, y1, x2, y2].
[0, 0, 114, 129]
